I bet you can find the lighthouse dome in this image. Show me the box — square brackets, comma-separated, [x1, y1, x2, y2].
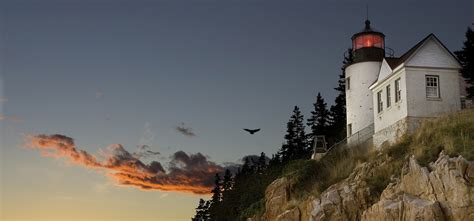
[351, 20, 385, 63]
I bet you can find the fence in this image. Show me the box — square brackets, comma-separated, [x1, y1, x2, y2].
[311, 123, 374, 160]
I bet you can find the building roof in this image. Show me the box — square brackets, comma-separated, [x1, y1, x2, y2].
[369, 33, 461, 90]
[384, 33, 460, 70]
[352, 20, 385, 40]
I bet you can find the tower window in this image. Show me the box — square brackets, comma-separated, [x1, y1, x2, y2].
[426, 75, 440, 98]
[353, 34, 385, 50]
[346, 77, 351, 90]
[347, 124, 352, 136]
[395, 78, 401, 102]
[377, 90, 383, 113]
[386, 84, 391, 108]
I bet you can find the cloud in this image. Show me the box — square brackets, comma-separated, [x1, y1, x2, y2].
[25, 134, 232, 195]
[175, 123, 196, 137]
[0, 96, 7, 103]
[134, 123, 160, 159]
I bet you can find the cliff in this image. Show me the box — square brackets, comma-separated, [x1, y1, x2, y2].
[248, 109, 474, 221]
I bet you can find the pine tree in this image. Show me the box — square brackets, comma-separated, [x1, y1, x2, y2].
[329, 48, 353, 142]
[307, 93, 330, 148]
[240, 157, 252, 175]
[203, 201, 211, 220]
[257, 152, 267, 173]
[222, 169, 233, 193]
[210, 173, 222, 204]
[280, 106, 308, 161]
[192, 199, 209, 221]
[455, 27, 474, 98]
[208, 173, 222, 219]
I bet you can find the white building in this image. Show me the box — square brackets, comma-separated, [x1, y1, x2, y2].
[345, 20, 466, 148]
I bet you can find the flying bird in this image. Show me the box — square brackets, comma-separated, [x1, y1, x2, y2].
[243, 128, 260, 135]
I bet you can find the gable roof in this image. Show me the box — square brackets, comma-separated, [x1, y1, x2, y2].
[386, 33, 461, 70]
[370, 33, 461, 90]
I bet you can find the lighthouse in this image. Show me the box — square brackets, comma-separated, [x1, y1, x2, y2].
[345, 20, 385, 141]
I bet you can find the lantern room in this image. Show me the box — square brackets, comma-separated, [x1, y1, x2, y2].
[351, 20, 385, 63]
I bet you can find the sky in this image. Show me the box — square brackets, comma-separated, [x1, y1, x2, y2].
[0, 0, 472, 220]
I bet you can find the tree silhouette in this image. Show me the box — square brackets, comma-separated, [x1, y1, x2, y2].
[307, 93, 330, 148]
[455, 27, 474, 98]
[192, 198, 210, 221]
[222, 169, 233, 193]
[280, 106, 308, 161]
[257, 152, 267, 173]
[329, 48, 353, 143]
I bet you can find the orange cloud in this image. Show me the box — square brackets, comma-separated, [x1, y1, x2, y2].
[25, 134, 228, 195]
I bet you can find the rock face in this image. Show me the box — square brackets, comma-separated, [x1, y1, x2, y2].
[255, 153, 474, 221]
[362, 153, 474, 221]
[309, 163, 377, 221]
[262, 177, 291, 220]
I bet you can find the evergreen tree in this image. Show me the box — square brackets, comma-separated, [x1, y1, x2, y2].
[192, 199, 209, 221]
[222, 169, 233, 193]
[307, 93, 330, 148]
[203, 201, 211, 220]
[329, 48, 353, 143]
[279, 106, 308, 161]
[210, 173, 222, 204]
[268, 153, 281, 166]
[257, 152, 267, 173]
[240, 157, 252, 175]
[208, 173, 222, 219]
[455, 27, 474, 98]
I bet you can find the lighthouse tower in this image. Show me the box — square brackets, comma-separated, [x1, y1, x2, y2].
[345, 20, 385, 140]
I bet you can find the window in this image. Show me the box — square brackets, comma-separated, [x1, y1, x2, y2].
[377, 90, 383, 113]
[346, 77, 350, 90]
[386, 85, 391, 108]
[347, 124, 352, 136]
[352, 34, 384, 50]
[426, 75, 440, 98]
[395, 78, 401, 102]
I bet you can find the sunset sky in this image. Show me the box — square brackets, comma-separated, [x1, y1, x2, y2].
[1, 0, 472, 220]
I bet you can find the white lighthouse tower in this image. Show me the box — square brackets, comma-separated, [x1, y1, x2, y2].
[345, 20, 385, 142]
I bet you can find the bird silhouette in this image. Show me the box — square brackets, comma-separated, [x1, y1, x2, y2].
[243, 128, 260, 134]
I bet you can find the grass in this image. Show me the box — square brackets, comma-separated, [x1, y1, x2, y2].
[240, 199, 265, 220]
[284, 109, 474, 201]
[366, 109, 474, 197]
[282, 143, 372, 200]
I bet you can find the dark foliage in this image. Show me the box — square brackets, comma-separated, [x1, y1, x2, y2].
[328, 48, 353, 144]
[280, 106, 310, 162]
[455, 27, 474, 98]
[307, 93, 330, 148]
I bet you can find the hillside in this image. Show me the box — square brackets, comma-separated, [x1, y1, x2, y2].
[248, 109, 474, 221]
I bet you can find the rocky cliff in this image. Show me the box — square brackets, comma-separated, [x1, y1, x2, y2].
[249, 152, 474, 221]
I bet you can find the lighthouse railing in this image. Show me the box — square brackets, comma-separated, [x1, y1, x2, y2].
[311, 123, 374, 160]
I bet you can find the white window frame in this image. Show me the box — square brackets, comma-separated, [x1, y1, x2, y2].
[395, 78, 401, 102]
[377, 90, 383, 113]
[426, 75, 440, 98]
[386, 84, 391, 108]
